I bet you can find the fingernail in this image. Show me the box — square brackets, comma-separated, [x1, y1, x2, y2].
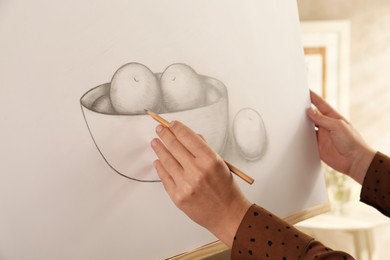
[156, 125, 163, 133]
[169, 120, 176, 128]
[151, 138, 158, 147]
[308, 107, 316, 116]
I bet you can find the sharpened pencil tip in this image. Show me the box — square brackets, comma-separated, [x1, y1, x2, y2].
[144, 109, 149, 113]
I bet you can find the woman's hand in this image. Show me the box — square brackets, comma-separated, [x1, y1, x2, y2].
[151, 121, 251, 247]
[307, 90, 376, 184]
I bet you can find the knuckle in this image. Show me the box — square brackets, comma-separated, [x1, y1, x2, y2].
[171, 121, 191, 138]
[169, 120, 182, 132]
[169, 137, 182, 150]
[315, 112, 324, 121]
[177, 128, 191, 140]
[193, 172, 207, 186]
[336, 118, 348, 128]
[203, 154, 220, 171]
[184, 185, 196, 198]
[175, 185, 195, 206]
[174, 193, 185, 206]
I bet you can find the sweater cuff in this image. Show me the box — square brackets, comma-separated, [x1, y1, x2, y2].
[231, 204, 312, 259]
[360, 151, 390, 217]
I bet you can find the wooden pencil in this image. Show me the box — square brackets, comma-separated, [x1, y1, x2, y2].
[145, 109, 170, 128]
[145, 109, 254, 185]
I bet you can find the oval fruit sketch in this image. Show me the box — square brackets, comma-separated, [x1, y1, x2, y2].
[110, 62, 162, 114]
[160, 63, 206, 112]
[91, 95, 115, 114]
[233, 108, 267, 161]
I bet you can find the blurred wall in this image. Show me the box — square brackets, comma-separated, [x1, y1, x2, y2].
[298, 0, 390, 154]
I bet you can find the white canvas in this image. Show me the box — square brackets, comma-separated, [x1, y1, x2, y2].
[0, 0, 328, 259]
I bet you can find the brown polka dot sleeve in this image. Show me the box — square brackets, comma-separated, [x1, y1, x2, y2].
[231, 152, 390, 259]
[360, 151, 390, 217]
[231, 204, 354, 259]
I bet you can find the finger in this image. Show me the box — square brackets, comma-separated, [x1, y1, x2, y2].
[155, 124, 195, 169]
[151, 137, 184, 182]
[169, 121, 214, 159]
[310, 90, 344, 119]
[307, 107, 340, 131]
[153, 159, 176, 196]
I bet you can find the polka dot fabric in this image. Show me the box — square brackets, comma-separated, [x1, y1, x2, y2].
[231, 205, 353, 259]
[231, 151, 390, 259]
[360, 152, 390, 217]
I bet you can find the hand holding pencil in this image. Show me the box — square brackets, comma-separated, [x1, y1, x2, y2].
[146, 110, 254, 184]
[148, 111, 252, 246]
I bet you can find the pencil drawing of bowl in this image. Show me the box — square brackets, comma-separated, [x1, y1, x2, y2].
[80, 75, 228, 182]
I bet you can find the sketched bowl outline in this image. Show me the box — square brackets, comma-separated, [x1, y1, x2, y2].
[80, 75, 229, 182]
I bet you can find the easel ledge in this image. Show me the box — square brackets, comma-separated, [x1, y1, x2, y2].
[168, 203, 330, 260]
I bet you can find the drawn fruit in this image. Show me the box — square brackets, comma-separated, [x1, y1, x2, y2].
[205, 82, 220, 104]
[233, 108, 267, 161]
[160, 63, 206, 112]
[110, 63, 161, 114]
[91, 95, 115, 114]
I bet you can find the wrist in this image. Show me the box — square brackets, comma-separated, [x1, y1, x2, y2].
[349, 146, 376, 184]
[210, 198, 251, 248]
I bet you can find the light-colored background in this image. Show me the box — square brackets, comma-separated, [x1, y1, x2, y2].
[298, 0, 390, 156]
[297, 1, 390, 259]
[0, 1, 328, 259]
